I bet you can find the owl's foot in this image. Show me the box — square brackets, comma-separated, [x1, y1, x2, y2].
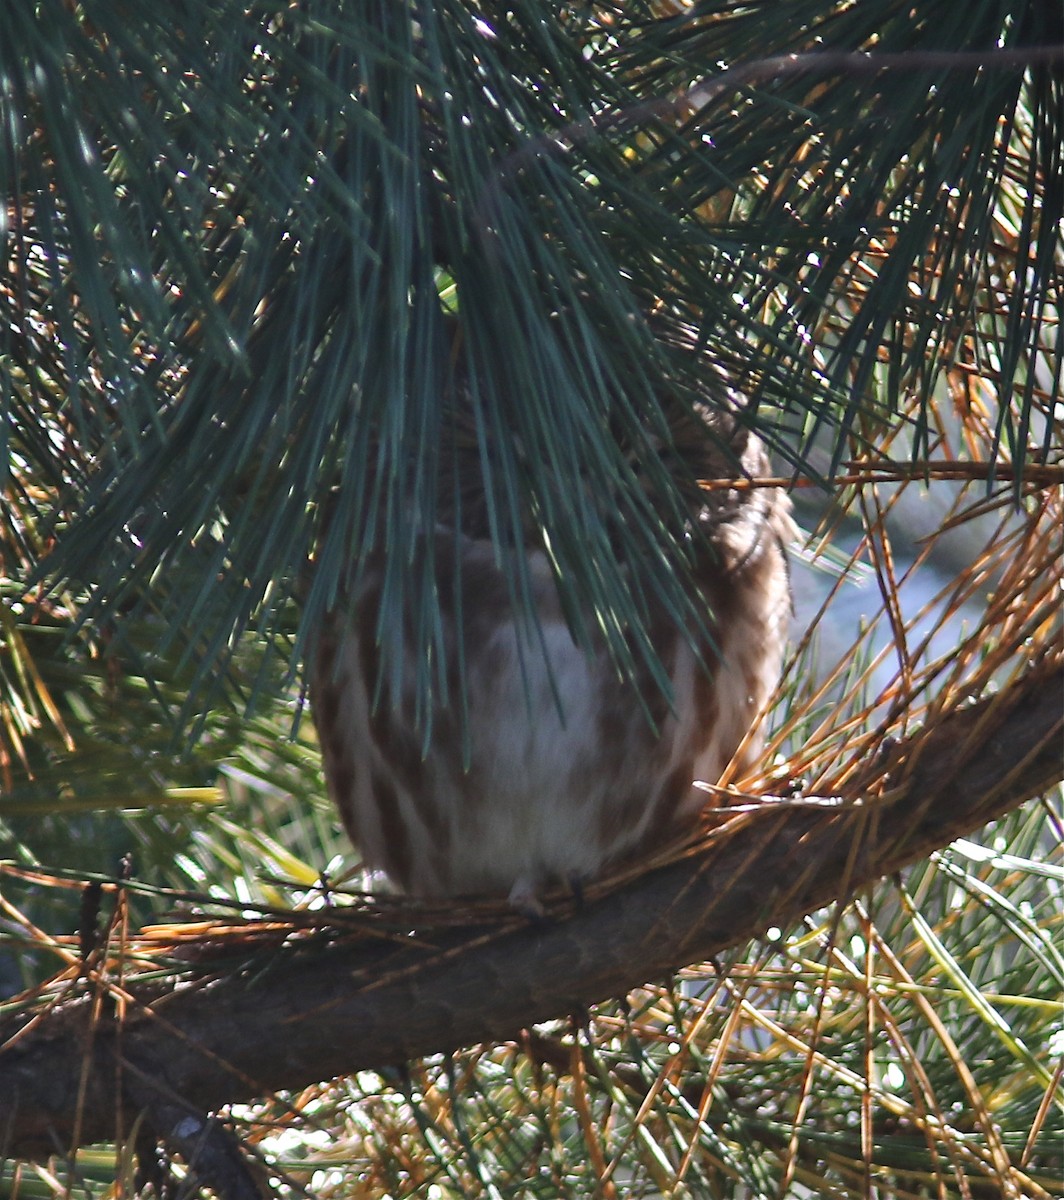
[507, 873, 590, 920]
[507, 877, 546, 920]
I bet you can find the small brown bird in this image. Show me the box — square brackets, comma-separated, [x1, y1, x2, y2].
[311, 359, 792, 905]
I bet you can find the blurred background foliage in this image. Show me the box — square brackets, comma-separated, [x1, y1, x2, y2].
[0, 0, 1061, 1196]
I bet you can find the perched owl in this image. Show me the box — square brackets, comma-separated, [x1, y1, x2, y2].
[310, 364, 792, 906]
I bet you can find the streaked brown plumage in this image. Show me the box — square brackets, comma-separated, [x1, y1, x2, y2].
[311, 368, 792, 904]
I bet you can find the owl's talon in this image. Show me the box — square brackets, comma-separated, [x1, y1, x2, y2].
[507, 879, 546, 920]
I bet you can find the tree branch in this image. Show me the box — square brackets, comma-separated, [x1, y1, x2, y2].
[2, 662, 1061, 1160]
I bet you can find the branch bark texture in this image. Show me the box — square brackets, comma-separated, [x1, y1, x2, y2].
[2, 663, 1061, 1158]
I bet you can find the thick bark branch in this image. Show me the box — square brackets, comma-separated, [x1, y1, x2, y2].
[2, 663, 1061, 1159]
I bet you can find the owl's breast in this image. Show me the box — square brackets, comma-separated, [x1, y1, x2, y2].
[312, 496, 791, 900]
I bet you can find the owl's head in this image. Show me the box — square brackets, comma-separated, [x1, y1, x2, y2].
[433, 317, 781, 567]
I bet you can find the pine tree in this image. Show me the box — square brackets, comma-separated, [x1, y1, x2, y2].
[1, 2, 1061, 1196]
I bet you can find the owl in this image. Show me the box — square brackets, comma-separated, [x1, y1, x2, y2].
[310, 368, 792, 907]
